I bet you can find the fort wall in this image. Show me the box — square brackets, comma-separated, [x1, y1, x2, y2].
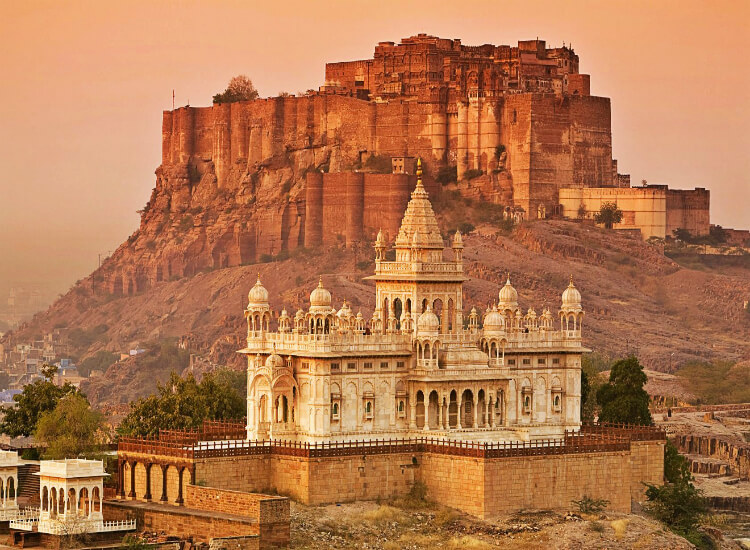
[105, 89, 616, 295]
[558, 186, 710, 239]
[120, 433, 665, 520]
[160, 93, 612, 203]
[304, 172, 420, 247]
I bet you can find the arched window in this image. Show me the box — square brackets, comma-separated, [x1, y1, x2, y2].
[393, 298, 403, 329]
[398, 400, 404, 412]
[554, 395, 560, 407]
[365, 401, 372, 414]
[524, 396, 530, 408]
[332, 403, 339, 416]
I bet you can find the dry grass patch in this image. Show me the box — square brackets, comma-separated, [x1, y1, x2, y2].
[360, 504, 407, 525]
[611, 518, 629, 540]
[383, 533, 441, 549]
[446, 535, 492, 549]
[433, 507, 461, 528]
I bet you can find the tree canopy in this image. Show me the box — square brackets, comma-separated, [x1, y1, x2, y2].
[596, 355, 652, 425]
[213, 75, 259, 104]
[0, 364, 83, 437]
[645, 441, 710, 547]
[117, 369, 246, 438]
[35, 393, 107, 459]
[593, 201, 623, 229]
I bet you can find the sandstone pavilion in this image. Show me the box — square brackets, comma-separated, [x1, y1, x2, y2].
[242, 160, 588, 443]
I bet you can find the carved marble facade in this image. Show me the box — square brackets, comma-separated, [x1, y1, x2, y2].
[241, 160, 587, 443]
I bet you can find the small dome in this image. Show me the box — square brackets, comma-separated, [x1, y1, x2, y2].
[483, 306, 504, 334]
[470, 306, 477, 315]
[356, 311, 363, 320]
[376, 229, 385, 245]
[453, 230, 464, 248]
[417, 305, 440, 333]
[498, 275, 518, 309]
[265, 353, 284, 369]
[279, 308, 289, 319]
[247, 276, 269, 306]
[526, 307, 537, 318]
[294, 308, 305, 320]
[310, 277, 332, 308]
[562, 276, 582, 309]
[336, 300, 352, 318]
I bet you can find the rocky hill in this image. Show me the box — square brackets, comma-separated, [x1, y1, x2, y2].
[5, 202, 749, 407]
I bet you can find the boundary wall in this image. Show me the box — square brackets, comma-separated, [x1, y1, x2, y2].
[118, 423, 665, 519]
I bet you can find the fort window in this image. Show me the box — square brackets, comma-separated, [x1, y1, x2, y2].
[380, 361, 389, 369]
[396, 361, 405, 369]
[522, 358, 531, 365]
[552, 357, 560, 365]
[347, 362, 356, 370]
[301, 362, 309, 371]
[364, 400, 374, 419]
[537, 358, 546, 365]
[364, 362, 373, 369]
[513, 109, 517, 123]
[523, 394, 532, 413]
[331, 362, 340, 371]
[331, 402, 340, 420]
[507, 359, 516, 365]
[397, 400, 406, 418]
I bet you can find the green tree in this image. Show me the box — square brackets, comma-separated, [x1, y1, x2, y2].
[664, 439, 691, 485]
[77, 350, 118, 378]
[213, 75, 259, 104]
[0, 365, 83, 437]
[644, 439, 711, 547]
[118, 369, 246, 438]
[596, 356, 652, 425]
[593, 201, 623, 229]
[580, 355, 605, 423]
[35, 394, 107, 459]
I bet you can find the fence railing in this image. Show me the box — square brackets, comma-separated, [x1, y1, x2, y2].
[119, 423, 665, 461]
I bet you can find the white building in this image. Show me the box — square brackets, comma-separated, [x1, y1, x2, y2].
[242, 160, 587, 443]
[12, 459, 134, 535]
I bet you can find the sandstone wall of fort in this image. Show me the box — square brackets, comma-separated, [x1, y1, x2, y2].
[104, 501, 260, 546]
[96, 91, 614, 295]
[121, 439, 665, 520]
[558, 186, 710, 240]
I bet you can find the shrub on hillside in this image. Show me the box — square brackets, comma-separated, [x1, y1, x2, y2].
[436, 165, 458, 185]
[463, 169, 483, 181]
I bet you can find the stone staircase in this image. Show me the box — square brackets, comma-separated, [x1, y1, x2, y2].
[16, 463, 39, 507]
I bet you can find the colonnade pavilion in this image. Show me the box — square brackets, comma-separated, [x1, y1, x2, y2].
[241, 160, 587, 443]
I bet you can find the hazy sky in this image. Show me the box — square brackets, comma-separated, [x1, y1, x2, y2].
[1, 0, 748, 299]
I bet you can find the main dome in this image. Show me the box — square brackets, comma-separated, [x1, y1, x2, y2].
[561, 276, 582, 310]
[310, 278, 332, 309]
[498, 276, 518, 309]
[247, 276, 269, 307]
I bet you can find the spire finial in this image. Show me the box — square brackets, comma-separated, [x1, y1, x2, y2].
[318, 276, 323, 287]
[257, 272, 261, 283]
[415, 158, 424, 191]
[569, 274, 574, 286]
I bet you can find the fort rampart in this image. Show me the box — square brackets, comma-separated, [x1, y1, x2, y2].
[117, 423, 665, 520]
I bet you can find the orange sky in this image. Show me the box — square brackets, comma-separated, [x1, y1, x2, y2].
[1, 0, 748, 299]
